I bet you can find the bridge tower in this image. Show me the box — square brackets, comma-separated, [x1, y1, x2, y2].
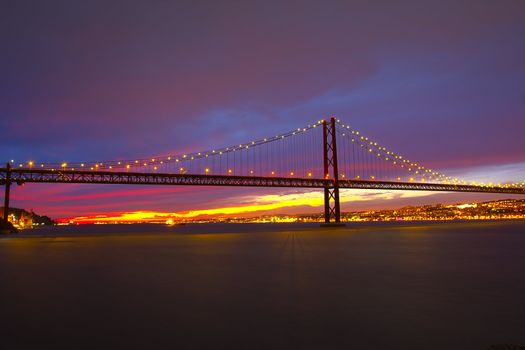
[2, 163, 11, 226]
[322, 117, 342, 224]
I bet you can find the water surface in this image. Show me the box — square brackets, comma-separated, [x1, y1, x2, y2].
[1, 221, 524, 349]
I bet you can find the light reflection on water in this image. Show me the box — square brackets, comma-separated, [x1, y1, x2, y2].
[1, 221, 524, 349]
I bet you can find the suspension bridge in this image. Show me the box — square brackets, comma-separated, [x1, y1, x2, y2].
[2, 117, 524, 225]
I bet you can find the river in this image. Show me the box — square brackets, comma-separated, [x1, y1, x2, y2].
[1, 221, 524, 349]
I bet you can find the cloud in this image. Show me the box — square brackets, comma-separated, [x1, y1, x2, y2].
[3, 1, 524, 218]
[447, 161, 525, 184]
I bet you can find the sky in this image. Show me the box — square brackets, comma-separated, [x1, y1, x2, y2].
[1, 0, 525, 220]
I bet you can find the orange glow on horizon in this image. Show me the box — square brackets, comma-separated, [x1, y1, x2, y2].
[58, 189, 438, 224]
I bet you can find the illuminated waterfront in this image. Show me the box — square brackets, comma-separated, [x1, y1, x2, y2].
[40, 198, 525, 225]
[1, 221, 525, 349]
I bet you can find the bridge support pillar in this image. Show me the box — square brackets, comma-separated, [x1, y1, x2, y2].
[3, 163, 11, 226]
[322, 117, 343, 225]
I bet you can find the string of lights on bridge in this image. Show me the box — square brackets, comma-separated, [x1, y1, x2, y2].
[9, 122, 322, 176]
[335, 120, 524, 188]
[6, 118, 525, 189]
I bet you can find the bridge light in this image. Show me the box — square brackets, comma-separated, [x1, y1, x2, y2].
[168, 156, 171, 160]
[135, 160, 139, 163]
[183, 155, 187, 158]
[205, 168, 209, 174]
[409, 177, 414, 182]
[176, 159, 179, 162]
[41, 164, 44, 167]
[290, 172, 294, 176]
[228, 169, 232, 174]
[250, 170, 253, 174]
[109, 166, 112, 169]
[308, 172, 312, 177]
[370, 176, 375, 180]
[153, 166, 158, 170]
[61, 162, 67, 168]
[271, 171, 275, 175]
[143, 163, 147, 166]
[118, 161, 121, 165]
[126, 164, 130, 169]
[28, 161, 33, 167]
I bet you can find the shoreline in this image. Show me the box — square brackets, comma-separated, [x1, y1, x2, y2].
[3, 219, 524, 239]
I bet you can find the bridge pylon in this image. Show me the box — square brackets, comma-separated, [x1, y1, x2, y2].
[322, 117, 343, 225]
[2, 163, 11, 226]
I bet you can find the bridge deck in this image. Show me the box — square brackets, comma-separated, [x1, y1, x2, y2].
[1, 168, 524, 194]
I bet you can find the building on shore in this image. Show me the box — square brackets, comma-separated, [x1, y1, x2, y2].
[1, 207, 53, 228]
